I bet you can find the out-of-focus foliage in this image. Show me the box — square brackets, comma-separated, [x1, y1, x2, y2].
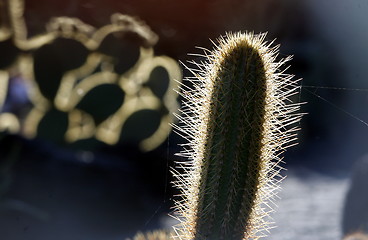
[0, 0, 182, 151]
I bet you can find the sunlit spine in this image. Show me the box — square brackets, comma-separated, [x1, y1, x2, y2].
[130, 230, 172, 240]
[173, 32, 302, 240]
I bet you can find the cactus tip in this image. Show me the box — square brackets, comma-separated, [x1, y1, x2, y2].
[172, 31, 302, 240]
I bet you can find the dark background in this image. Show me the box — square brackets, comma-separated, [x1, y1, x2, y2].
[1, 0, 368, 239]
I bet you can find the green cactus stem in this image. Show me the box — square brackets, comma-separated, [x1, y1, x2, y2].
[172, 32, 302, 240]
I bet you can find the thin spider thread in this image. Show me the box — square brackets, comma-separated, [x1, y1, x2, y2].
[303, 87, 368, 128]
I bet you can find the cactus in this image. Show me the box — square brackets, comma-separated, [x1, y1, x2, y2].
[343, 232, 368, 240]
[129, 230, 172, 240]
[171, 31, 301, 240]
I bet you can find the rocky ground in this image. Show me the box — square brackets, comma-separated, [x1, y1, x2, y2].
[268, 167, 349, 240]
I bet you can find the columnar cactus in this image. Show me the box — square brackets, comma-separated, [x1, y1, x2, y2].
[131, 230, 172, 240]
[172, 32, 301, 240]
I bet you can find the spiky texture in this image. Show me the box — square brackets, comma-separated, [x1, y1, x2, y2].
[172, 32, 302, 240]
[343, 232, 368, 240]
[129, 230, 173, 240]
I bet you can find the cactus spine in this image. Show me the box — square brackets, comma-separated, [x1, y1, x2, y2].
[172, 32, 301, 240]
[130, 231, 172, 240]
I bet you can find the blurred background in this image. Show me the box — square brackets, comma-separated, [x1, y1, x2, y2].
[1, 0, 368, 239]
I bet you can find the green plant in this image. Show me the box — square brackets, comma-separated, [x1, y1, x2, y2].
[134, 31, 301, 240]
[171, 31, 301, 240]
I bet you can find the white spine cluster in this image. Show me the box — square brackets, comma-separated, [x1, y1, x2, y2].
[172, 32, 302, 240]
